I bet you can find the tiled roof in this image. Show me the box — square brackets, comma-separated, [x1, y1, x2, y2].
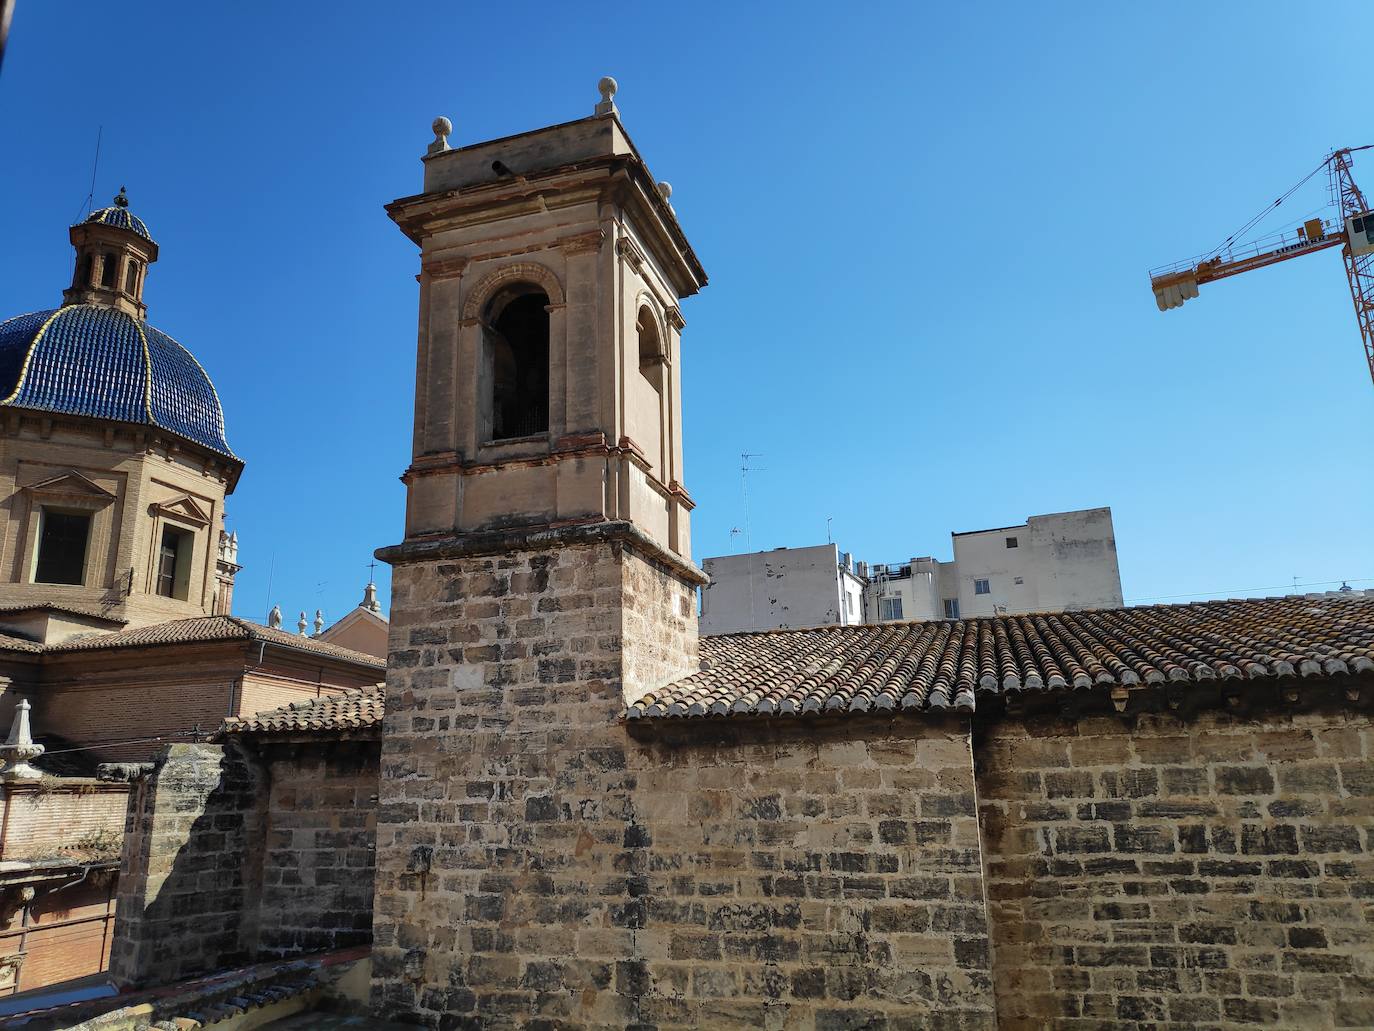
[0, 601, 126, 623]
[0, 305, 233, 456]
[220, 688, 384, 736]
[40, 615, 386, 668]
[0, 631, 42, 654]
[79, 201, 155, 244]
[627, 593, 1374, 719]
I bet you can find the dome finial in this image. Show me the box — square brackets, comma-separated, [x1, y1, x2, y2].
[114, 186, 129, 209]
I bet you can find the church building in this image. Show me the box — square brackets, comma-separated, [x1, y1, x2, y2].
[44, 83, 1374, 1031]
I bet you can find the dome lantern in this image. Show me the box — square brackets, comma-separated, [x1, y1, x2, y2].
[63, 187, 159, 320]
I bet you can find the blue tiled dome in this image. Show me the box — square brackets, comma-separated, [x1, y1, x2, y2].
[0, 305, 233, 456]
[78, 204, 155, 245]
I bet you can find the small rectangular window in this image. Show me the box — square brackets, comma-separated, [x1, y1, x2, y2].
[156, 527, 194, 600]
[879, 597, 904, 621]
[943, 598, 959, 619]
[1014, 576, 1024, 585]
[974, 578, 991, 595]
[34, 509, 91, 585]
[846, 593, 855, 616]
[1006, 536, 1018, 548]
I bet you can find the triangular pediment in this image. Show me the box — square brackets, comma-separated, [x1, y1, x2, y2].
[150, 493, 211, 526]
[22, 470, 116, 505]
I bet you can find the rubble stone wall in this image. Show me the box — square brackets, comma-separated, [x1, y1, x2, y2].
[979, 708, 1374, 1031]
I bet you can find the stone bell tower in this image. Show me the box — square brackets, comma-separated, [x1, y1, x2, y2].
[372, 81, 709, 1023]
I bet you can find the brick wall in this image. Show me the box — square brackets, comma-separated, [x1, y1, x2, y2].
[0, 781, 128, 860]
[978, 708, 1374, 1030]
[373, 536, 997, 1029]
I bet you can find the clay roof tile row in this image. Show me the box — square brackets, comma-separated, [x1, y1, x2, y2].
[627, 593, 1374, 720]
[220, 688, 385, 736]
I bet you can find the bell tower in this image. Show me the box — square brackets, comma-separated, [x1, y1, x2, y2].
[386, 76, 705, 559]
[372, 82, 710, 1024]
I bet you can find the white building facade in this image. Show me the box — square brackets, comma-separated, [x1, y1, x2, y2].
[866, 507, 1123, 622]
[700, 544, 866, 635]
[700, 508, 1123, 635]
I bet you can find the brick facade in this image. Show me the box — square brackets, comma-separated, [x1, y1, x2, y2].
[979, 707, 1374, 1030]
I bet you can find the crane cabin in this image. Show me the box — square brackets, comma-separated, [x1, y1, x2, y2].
[1346, 212, 1374, 257]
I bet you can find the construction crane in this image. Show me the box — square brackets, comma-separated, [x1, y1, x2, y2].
[1149, 146, 1374, 387]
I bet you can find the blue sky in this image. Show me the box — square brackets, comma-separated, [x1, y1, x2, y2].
[1, 2, 1371, 622]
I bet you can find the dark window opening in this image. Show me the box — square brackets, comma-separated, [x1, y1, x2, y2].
[879, 596, 904, 621]
[100, 253, 118, 289]
[156, 527, 193, 600]
[73, 254, 92, 290]
[125, 259, 140, 295]
[943, 598, 960, 619]
[489, 290, 550, 440]
[638, 308, 664, 387]
[34, 509, 90, 586]
[1006, 536, 1018, 548]
[974, 578, 991, 595]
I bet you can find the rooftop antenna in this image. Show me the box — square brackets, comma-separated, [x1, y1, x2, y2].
[740, 452, 763, 551]
[263, 550, 276, 622]
[74, 126, 103, 222]
[827, 516, 833, 545]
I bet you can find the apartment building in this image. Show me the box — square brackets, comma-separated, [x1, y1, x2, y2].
[700, 508, 1122, 634]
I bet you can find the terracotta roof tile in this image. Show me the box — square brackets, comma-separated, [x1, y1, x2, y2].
[0, 631, 43, 654]
[0, 601, 126, 623]
[43, 615, 385, 668]
[220, 689, 385, 736]
[627, 593, 1374, 719]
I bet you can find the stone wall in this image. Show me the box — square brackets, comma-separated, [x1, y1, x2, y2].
[979, 708, 1374, 1030]
[110, 742, 266, 988]
[257, 741, 378, 958]
[373, 535, 996, 1029]
[111, 735, 379, 989]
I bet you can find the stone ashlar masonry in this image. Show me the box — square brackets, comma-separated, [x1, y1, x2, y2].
[373, 533, 997, 1030]
[110, 735, 379, 989]
[980, 707, 1374, 1031]
[110, 742, 266, 988]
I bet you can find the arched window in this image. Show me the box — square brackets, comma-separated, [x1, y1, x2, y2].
[637, 307, 664, 388]
[100, 253, 118, 289]
[486, 287, 550, 440]
[125, 259, 141, 295]
[634, 306, 665, 476]
[73, 254, 92, 290]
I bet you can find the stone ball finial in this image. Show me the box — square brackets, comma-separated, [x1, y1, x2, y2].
[428, 116, 453, 156]
[657, 181, 673, 201]
[114, 186, 129, 208]
[595, 77, 619, 116]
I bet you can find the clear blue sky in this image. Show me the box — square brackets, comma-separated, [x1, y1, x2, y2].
[2, 2, 1371, 622]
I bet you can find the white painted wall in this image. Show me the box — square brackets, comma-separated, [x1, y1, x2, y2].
[953, 507, 1123, 616]
[701, 544, 852, 635]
